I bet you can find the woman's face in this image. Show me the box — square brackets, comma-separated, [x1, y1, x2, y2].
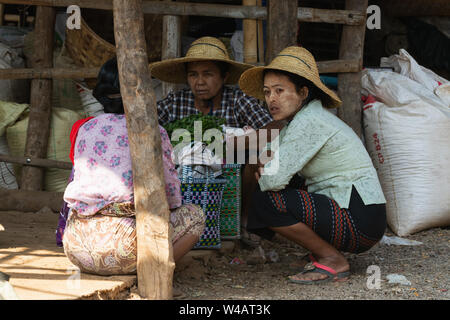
[263, 72, 308, 121]
[186, 61, 228, 101]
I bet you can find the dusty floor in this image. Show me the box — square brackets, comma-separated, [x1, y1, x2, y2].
[0, 210, 135, 300]
[129, 226, 450, 300]
[0, 209, 448, 300]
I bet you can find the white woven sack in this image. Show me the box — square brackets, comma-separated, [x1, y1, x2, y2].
[0, 135, 18, 189]
[362, 67, 450, 236]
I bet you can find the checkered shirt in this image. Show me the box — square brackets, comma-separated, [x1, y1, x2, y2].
[157, 86, 273, 129]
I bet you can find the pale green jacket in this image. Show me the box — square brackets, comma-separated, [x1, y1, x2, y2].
[259, 99, 386, 209]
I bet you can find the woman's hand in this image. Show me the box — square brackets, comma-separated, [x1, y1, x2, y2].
[255, 166, 264, 181]
[255, 150, 273, 181]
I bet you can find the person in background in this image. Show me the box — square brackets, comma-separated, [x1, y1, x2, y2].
[150, 36, 285, 247]
[239, 46, 387, 284]
[59, 57, 205, 275]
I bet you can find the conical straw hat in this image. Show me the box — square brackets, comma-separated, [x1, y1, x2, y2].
[239, 46, 342, 108]
[149, 36, 254, 84]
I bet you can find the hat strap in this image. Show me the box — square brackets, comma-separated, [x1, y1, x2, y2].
[189, 42, 227, 55]
[276, 54, 312, 70]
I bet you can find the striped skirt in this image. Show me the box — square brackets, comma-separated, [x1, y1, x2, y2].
[248, 185, 386, 254]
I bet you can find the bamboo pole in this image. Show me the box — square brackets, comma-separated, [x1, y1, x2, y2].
[0, 154, 72, 170]
[0, 1, 366, 25]
[112, 0, 174, 300]
[256, 0, 264, 64]
[337, 0, 368, 139]
[243, 0, 258, 64]
[20, 5, 55, 191]
[161, 0, 181, 97]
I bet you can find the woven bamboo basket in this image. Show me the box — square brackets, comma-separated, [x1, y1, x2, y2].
[65, 16, 116, 88]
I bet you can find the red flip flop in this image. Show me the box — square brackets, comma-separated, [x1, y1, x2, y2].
[288, 261, 350, 285]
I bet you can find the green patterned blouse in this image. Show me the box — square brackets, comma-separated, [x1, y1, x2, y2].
[259, 99, 386, 209]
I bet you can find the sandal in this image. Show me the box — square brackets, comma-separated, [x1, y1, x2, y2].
[288, 261, 350, 285]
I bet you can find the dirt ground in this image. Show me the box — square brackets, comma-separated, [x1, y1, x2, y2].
[1, 209, 448, 300]
[126, 226, 450, 300]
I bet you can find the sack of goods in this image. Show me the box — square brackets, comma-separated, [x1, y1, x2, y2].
[361, 49, 450, 236]
[0, 101, 81, 192]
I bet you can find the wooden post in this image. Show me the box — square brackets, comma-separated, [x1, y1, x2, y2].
[161, 0, 181, 97]
[0, 4, 4, 26]
[112, 0, 174, 300]
[20, 6, 55, 191]
[266, 0, 298, 64]
[243, 0, 258, 64]
[337, 0, 368, 139]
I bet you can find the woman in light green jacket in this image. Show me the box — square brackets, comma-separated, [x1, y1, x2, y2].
[239, 46, 387, 285]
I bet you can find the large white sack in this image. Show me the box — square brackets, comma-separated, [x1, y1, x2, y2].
[362, 68, 450, 236]
[380, 49, 449, 93]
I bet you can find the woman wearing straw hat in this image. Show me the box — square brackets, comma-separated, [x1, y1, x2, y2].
[239, 46, 387, 284]
[150, 36, 285, 247]
[150, 36, 275, 130]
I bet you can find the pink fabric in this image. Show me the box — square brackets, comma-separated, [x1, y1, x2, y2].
[69, 117, 94, 165]
[63, 113, 181, 216]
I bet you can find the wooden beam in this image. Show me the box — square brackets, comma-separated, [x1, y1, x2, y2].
[297, 7, 364, 25]
[337, 0, 368, 139]
[266, 0, 298, 64]
[112, 0, 174, 300]
[161, 0, 181, 97]
[3, 14, 35, 23]
[317, 59, 360, 74]
[0, 154, 72, 170]
[0, 60, 359, 80]
[20, 5, 55, 191]
[0, 1, 365, 25]
[378, 0, 450, 17]
[0, 188, 63, 212]
[0, 67, 98, 79]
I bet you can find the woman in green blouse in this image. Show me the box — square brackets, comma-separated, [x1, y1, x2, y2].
[238, 46, 387, 285]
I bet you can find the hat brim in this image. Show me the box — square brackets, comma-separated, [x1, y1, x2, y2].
[149, 57, 254, 85]
[239, 66, 342, 108]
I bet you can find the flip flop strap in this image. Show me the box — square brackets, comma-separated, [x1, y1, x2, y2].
[299, 266, 334, 279]
[312, 262, 338, 276]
